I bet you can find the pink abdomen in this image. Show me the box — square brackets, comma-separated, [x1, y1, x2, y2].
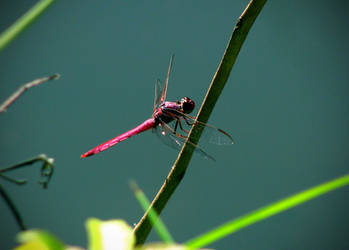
[81, 118, 155, 158]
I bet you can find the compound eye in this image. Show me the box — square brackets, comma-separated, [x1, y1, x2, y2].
[181, 97, 195, 114]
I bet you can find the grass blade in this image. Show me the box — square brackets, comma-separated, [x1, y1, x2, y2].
[185, 174, 349, 248]
[130, 181, 174, 243]
[0, 0, 55, 53]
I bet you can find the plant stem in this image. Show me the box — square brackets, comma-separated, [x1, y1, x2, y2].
[0, 184, 26, 231]
[0, 154, 52, 173]
[0, 0, 55, 53]
[133, 0, 267, 245]
[0, 154, 55, 188]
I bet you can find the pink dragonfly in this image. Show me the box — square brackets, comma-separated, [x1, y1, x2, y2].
[81, 55, 233, 160]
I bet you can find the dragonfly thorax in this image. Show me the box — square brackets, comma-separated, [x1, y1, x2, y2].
[153, 97, 194, 125]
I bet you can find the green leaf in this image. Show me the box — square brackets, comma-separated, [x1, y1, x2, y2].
[185, 174, 349, 248]
[15, 230, 65, 250]
[86, 218, 135, 250]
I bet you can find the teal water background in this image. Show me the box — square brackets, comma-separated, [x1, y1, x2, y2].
[1, 1, 348, 249]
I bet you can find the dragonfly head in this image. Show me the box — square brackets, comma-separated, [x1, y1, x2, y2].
[180, 97, 195, 114]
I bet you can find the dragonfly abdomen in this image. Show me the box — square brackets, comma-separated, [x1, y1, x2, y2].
[81, 118, 155, 158]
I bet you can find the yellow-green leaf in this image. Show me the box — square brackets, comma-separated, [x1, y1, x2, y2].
[86, 218, 135, 250]
[15, 230, 65, 250]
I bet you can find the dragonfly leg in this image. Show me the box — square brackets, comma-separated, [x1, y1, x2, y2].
[162, 122, 189, 140]
[174, 120, 179, 133]
[177, 118, 190, 133]
[173, 118, 189, 134]
[183, 116, 194, 126]
[159, 120, 216, 161]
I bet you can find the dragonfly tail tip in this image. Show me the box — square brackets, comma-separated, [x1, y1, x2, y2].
[81, 152, 91, 158]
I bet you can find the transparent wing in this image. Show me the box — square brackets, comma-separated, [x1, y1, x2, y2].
[191, 119, 234, 145]
[153, 79, 163, 112]
[161, 108, 234, 146]
[160, 55, 174, 104]
[153, 119, 215, 161]
[153, 55, 174, 112]
[153, 123, 183, 150]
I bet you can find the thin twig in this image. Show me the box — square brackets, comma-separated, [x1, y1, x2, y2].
[0, 74, 60, 113]
[133, 0, 267, 245]
[0, 184, 26, 231]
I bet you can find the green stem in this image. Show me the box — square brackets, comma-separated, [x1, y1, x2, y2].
[0, 0, 55, 53]
[0, 184, 26, 231]
[0, 154, 55, 188]
[0, 173, 27, 185]
[0, 154, 52, 173]
[133, 0, 267, 245]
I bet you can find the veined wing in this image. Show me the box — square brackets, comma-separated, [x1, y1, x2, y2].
[153, 55, 175, 112]
[153, 79, 163, 112]
[153, 119, 215, 161]
[160, 54, 174, 104]
[161, 108, 234, 146]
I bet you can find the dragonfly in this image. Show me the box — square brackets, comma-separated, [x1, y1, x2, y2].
[81, 55, 233, 160]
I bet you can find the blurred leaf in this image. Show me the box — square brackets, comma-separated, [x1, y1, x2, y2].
[136, 243, 190, 250]
[137, 243, 213, 250]
[14, 241, 48, 250]
[15, 230, 65, 250]
[86, 218, 135, 250]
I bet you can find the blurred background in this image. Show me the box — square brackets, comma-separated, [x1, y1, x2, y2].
[1, 0, 348, 249]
